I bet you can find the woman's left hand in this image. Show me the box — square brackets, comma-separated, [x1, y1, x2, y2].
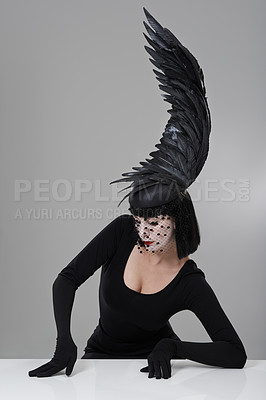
[140, 338, 177, 379]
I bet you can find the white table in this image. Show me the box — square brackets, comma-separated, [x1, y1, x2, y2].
[0, 359, 265, 400]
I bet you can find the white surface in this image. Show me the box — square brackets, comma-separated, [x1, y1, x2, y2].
[0, 359, 265, 400]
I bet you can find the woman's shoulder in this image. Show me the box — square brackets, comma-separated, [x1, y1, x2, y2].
[110, 213, 135, 236]
[181, 259, 205, 280]
[116, 213, 135, 227]
[118, 213, 134, 221]
[180, 259, 218, 299]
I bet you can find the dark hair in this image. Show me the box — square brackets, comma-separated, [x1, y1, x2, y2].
[129, 191, 200, 259]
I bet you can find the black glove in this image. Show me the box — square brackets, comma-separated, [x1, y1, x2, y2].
[28, 274, 78, 377]
[28, 336, 77, 377]
[140, 338, 179, 379]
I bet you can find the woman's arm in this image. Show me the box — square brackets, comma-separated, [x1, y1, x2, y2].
[29, 214, 128, 377]
[177, 272, 247, 368]
[52, 275, 77, 340]
[58, 214, 128, 287]
[53, 214, 128, 337]
[141, 272, 247, 379]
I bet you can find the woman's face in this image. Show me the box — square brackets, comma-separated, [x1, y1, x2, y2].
[133, 214, 176, 253]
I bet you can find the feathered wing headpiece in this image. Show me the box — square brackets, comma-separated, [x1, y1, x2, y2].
[110, 7, 211, 208]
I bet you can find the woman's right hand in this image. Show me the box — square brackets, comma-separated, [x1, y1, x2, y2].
[28, 337, 77, 377]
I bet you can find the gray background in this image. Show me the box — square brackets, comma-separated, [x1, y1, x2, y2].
[0, 0, 265, 359]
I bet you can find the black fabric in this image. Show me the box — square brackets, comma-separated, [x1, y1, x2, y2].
[81, 346, 149, 359]
[28, 275, 79, 377]
[57, 214, 247, 367]
[140, 338, 178, 378]
[28, 336, 77, 377]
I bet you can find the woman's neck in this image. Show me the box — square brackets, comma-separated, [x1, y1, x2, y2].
[139, 238, 189, 268]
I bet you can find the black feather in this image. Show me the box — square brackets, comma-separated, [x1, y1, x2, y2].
[110, 8, 211, 206]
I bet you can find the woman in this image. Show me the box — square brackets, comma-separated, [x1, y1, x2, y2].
[28, 8, 247, 379]
[28, 191, 247, 379]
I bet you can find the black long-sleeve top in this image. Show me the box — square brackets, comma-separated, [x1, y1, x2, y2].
[55, 214, 247, 368]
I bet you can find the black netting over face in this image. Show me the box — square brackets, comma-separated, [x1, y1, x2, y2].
[129, 191, 200, 259]
[132, 214, 177, 255]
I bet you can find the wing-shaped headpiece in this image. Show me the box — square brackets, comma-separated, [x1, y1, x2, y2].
[110, 7, 211, 208]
